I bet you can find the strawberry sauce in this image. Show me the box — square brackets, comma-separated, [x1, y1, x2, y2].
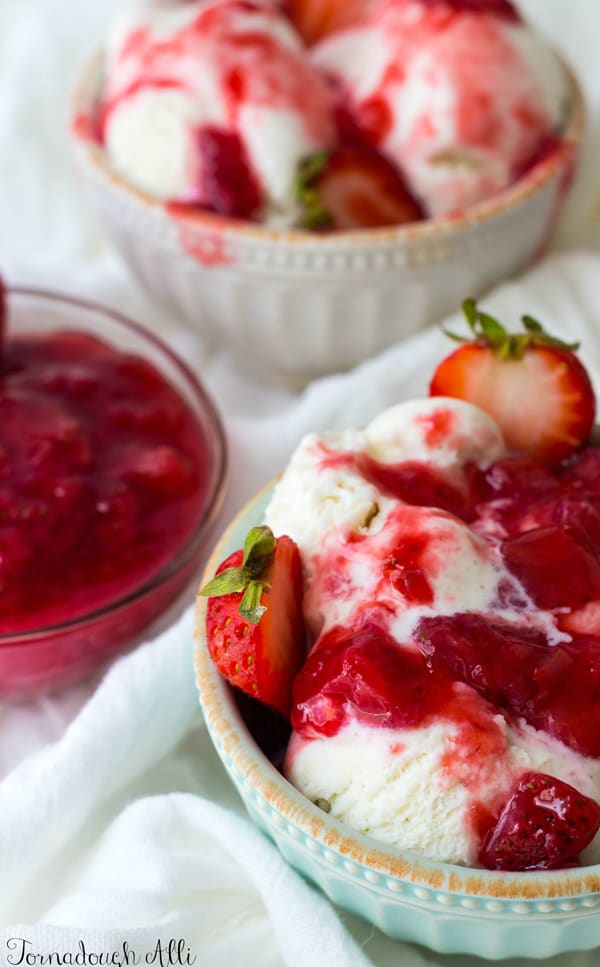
[0, 331, 212, 634]
[292, 444, 600, 762]
[285, 433, 600, 867]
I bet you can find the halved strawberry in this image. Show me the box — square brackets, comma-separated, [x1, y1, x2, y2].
[430, 300, 596, 466]
[297, 146, 424, 230]
[285, 0, 371, 45]
[200, 526, 305, 717]
[479, 772, 600, 871]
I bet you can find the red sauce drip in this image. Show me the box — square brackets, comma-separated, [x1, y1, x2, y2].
[99, 78, 183, 143]
[355, 95, 394, 147]
[322, 448, 475, 520]
[196, 126, 263, 219]
[71, 112, 100, 143]
[383, 535, 434, 604]
[0, 332, 211, 632]
[415, 406, 455, 448]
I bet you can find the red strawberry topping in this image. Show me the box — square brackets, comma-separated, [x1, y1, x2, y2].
[197, 126, 263, 220]
[479, 772, 600, 871]
[201, 526, 305, 716]
[430, 300, 596, 466]
[291, 619, 451, 738]
[502, 526, 600, 611]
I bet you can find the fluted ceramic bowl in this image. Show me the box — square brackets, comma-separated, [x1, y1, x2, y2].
[72, 55, 584, 389]
[194, 481, 600, 961]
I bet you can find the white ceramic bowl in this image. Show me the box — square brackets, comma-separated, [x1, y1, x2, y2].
[195, 482, 600, 961]
[72, 55, 584, 388]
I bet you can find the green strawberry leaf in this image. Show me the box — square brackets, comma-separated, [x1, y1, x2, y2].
[298, 151, 330, 184]
[442, 300, 584, 361]
[462, 298, 479, 334]
[477, 311, 506, 345]
[243, 525, 276, 577]
[200, 567, 249, 598]
[521, 315, 580, 351]
[296, 152, 334, 230]
[522, 315, 544, 334]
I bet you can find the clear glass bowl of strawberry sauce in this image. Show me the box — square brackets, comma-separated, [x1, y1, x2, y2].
[0, 287, 227, 697]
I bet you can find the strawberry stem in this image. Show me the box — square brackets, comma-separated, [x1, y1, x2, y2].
[442, 299, 581, 360]
[243, 525, 276, 576]
[296, 152, 334, 230]
[200, 525, 277, 625]
[240, 579, 267, 624]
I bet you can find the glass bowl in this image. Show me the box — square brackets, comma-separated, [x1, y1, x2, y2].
[0, 287, 227, 697]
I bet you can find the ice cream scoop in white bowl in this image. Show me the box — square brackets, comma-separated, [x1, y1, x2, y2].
[72, 0, 584, 388]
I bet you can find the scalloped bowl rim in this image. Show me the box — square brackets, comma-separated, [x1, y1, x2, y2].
[194, 478, 600, 905]
[73, 52, 585, 249]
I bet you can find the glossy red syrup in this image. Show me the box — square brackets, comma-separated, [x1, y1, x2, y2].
[479, 772, 600, 871]
[292, 619, 453, 738]
[383, 533, 434, 605]
[195, 126, 262, 219]
[166, 204, 234, 267]
[0, 332, 211, 634]
[293, 444, 600, 761]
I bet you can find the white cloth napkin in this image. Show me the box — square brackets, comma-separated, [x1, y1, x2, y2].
[2, 2, 600, 965]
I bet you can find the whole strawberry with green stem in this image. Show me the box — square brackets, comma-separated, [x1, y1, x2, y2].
[200, 526, 305, 717]
[430, 299, 596, 466]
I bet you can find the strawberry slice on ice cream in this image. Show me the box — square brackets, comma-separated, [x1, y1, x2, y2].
[297, 145, 424, 229]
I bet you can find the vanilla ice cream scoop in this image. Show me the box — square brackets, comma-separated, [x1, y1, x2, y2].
[364, 397, 505, 468]
[313, 0, 568, 216]
[102, 0, 336, 219]
[286, 714, 600, 866]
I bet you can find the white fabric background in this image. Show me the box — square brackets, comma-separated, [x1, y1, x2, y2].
[1, 2, 600, 965]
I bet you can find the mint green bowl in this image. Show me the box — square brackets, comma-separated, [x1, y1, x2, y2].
[194, 482, 600, 960]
